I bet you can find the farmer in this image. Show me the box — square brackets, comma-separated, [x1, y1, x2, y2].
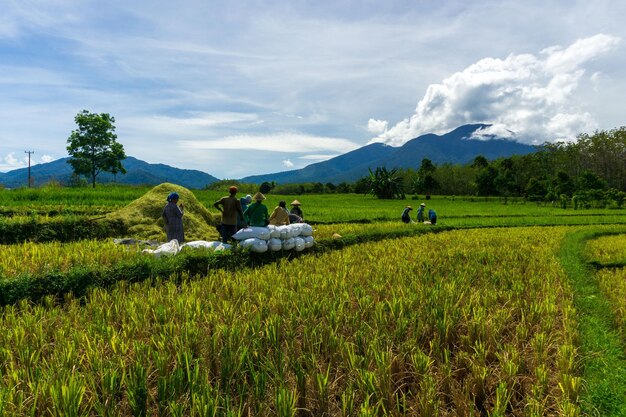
[290, 200, 304, 220]
[238, 194, 252, 230]
[401, 206, 413, 223]
[428, 208, 437, 225]
[269, 200, 291, 226]
[213, 186, 245, 243]
[417, 203, 426, 222]
[162, 192, 184, 243]
[245, 192, 270, 227]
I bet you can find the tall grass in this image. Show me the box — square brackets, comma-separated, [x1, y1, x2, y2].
[0, 227, 578, 415]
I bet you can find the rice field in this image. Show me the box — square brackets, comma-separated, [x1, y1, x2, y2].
[0, 240, 142, 278]
[1, 186, 626, 416]
[0, 227, 579, 416]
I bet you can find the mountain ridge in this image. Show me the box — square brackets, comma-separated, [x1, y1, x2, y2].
[241, 124, 537, 184]
[0, 156, 219, 189]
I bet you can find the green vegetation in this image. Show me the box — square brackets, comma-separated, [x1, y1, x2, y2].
[105, 183, 219, 242]
[0, 227, 581, 415]
[67, 110, 127, 188]
[1, 184, 626, 415]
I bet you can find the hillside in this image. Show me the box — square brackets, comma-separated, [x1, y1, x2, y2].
[0, 156, 219, 189]
[241, 124, 537, 184]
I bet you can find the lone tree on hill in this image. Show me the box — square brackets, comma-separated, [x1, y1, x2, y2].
[66, 110, 126, 188]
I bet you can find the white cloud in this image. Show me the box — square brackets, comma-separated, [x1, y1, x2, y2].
[41, 154, 54, 163]
[367, 119, 388, 134]
[153, 112, 261, 127]
[0, 152, 27, 172]
[299, 154, 340, 161]
[370, 34, 621, 146]
[179, 133, 360, 154]
[282, 159, 294, 168]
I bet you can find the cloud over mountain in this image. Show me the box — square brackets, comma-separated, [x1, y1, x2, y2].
[370, 34, 621, 147]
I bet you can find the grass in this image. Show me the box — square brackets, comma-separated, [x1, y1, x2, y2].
[559, 227, 626, 416]
[0, 227, 579, 416]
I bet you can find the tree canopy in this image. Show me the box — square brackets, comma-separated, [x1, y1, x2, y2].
[66, 110, 126, 188]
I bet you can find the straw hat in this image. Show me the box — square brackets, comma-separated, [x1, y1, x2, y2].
[252, 192, 266, 201]
[290, 200, 302, 206]
[229, 186, 238, 193]
[405, 206, 413, 210]
[420, 203, 426, 207]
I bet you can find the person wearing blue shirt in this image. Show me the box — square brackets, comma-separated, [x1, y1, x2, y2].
[428, 209, 437, 225]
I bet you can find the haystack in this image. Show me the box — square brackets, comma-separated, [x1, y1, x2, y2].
[106, 183, 219, 241]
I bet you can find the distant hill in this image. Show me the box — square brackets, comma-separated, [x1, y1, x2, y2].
[242, 142, 396, 184]
[0, 156, 219, 189]
[241, 124, 537, 184]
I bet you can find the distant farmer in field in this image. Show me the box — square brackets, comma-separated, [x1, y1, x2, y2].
[417, 203, 426, 223]
[245, 192, 270, 227]
[401, 206, 413, 223]
[269, 200, 291, 226]
[214, 186, 245, 243]
[290, 200, 304, 220]
[162, 192, 184, 242]
[428, 208, 437, 225]
[238, 194, 252, 230]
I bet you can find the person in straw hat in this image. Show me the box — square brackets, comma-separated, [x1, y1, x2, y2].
[214, 186, 245, 243]
[417, 202, 426, 223]
[244, 192, 269, 227]
[401, 205, 413, 224]
[289, 199, 304, 220]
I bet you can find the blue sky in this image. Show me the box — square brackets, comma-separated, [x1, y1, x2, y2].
[1, 0, 624, 178]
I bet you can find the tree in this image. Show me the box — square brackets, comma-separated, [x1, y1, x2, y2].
[259, 182, 273, 194]
[66, 110, 126, 188]
[366, 167, 404, 199]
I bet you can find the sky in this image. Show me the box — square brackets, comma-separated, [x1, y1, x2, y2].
[1, 0, 624, 179]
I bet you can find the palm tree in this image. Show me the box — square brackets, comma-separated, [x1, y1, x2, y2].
[366, 167, 404, 199]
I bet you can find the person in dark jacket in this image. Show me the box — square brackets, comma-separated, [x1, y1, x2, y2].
[290, 200, 304, 220]
[162, 192, 184, 242]
[401, 206, 413, 223]
[214, 186, 245, 243]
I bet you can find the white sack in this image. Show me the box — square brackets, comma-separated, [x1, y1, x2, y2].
[304, 236, 315, 248]
[240, 238, 269, 253]
[232, 227, 271, 241]
[277, 225, 289, 240]
[267, 225, 281, 239]
[294, 237, 305, 252]
[282, 237, 296, 250]
[300, 224, 314, 237]
[181, 240, 221, 250]
[142, 239, 180, 257]
[214, 243, 232, 252]
[269, 238, 282, 251]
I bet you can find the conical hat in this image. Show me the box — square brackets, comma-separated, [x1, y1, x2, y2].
[290, 200, 302, 206]
[252, 192, 266, 201]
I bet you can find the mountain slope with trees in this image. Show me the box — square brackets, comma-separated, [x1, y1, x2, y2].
[242, 124, 537, 184]
[0, 156, 219, 189]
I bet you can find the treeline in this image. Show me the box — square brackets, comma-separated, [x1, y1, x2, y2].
[213, 127, 626, 207]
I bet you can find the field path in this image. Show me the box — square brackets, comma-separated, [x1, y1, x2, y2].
[559, 228, 626, 416]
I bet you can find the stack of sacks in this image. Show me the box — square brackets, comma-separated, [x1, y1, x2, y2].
[232, 224, 314, 253]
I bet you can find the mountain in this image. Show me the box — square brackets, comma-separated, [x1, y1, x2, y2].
[242, 142, 396, 184]
[241, 124, 537, 184]
[0, 156, 219, 189]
